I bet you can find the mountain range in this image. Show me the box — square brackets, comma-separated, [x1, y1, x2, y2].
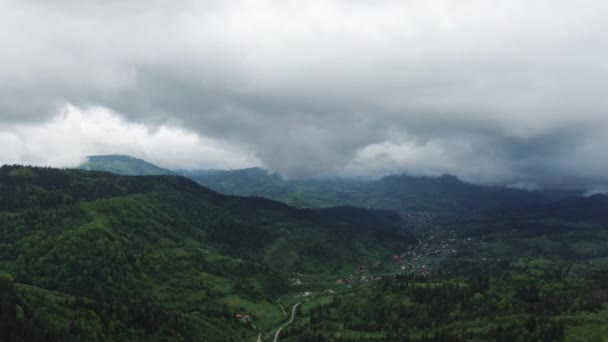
[81, 154, 585, 213]
[1, 155, 608, 340]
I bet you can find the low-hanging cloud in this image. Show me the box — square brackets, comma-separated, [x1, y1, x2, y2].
[0, 105, 259, 170]
[2, 0, 608, 189]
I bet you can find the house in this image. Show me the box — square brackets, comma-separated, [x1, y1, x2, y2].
[235, 314, 251, 323]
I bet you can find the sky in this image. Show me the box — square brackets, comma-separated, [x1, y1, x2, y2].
[1, 0, 608, 190]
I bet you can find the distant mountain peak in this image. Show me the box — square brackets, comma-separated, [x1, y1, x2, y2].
[80, 154, 174, 176]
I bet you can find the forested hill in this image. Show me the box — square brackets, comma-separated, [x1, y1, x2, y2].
[0, 165, 411, 341]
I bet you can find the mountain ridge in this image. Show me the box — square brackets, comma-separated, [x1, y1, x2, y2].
[78, 154, 587, 214]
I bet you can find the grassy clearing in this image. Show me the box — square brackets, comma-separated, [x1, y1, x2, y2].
[563, 308, 608, 342]
[217, 294, 284, 329]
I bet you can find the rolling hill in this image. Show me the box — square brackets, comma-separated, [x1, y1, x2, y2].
[0, 165, 413, 341]
[3, 164, 608, 341]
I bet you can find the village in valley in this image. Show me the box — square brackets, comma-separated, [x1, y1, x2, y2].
[288, 211, 481, 291]
[243, 211, 489, 340]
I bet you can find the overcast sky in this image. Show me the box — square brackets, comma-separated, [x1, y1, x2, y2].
[2, 0, 608, 189]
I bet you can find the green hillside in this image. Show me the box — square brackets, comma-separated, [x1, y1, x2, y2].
[4, 164, 608, 341]
[274, 195, 608, 341]
[0, 165, 412, 341]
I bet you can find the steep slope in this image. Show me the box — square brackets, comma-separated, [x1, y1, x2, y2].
[0, 165, 412, 340]
[80, 154, 175, 176]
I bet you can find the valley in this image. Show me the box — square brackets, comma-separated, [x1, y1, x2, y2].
[2, 161, 608, 341]
[4, 0, 608, 339]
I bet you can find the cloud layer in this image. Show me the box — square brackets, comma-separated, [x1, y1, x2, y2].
[2, 0, 608, 188]
[0, 105, 259, 170]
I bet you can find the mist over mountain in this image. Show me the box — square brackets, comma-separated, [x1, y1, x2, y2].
[80, 154, 585, 213]
[4, 1, 608, 340]
[3, 1, 608, 189]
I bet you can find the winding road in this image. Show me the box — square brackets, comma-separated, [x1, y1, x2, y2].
[273, 302, 301, 342]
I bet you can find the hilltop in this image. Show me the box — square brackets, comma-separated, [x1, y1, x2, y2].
[80, 154, 175, 176]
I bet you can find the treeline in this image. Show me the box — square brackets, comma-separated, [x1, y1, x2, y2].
[1, 274, 248, 341]
[0, 165, 215, 211]
[284, 262, 608, 341]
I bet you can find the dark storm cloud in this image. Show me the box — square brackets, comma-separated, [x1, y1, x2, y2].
[2, 0, 608, 189]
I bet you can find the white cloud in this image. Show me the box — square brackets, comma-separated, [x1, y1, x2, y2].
[0, 104, 260, 170]
[1, 0, 608, 187]
[342, 137, 514, 184]
[584, 186, 608, 197]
